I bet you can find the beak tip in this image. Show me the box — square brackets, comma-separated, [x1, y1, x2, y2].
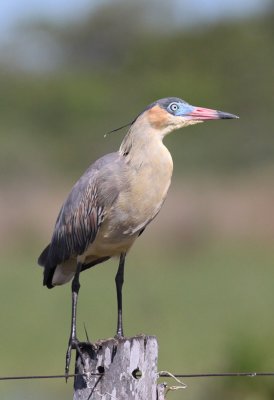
[218, 111, 239, 120]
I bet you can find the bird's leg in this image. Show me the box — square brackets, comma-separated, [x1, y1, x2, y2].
[115, 253, 126, 338]
[65, 262, 86, 379]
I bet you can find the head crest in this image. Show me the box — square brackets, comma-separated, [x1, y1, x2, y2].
[104, 119, 138, 137]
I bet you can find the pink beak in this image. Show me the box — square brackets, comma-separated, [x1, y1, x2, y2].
[188, 106, 239, 120]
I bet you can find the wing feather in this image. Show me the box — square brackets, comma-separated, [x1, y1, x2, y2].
[48, 183, 104, 267]
[38, 152, 123, 286]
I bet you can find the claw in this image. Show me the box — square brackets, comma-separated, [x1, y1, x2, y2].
[65, 337, 74, 381]
[83, 322, 91, 344]
[65, 337, 87, 381]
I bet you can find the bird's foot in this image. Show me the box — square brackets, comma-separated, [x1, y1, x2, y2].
[114, 330, 124, 340]
[65, 336, 87, 382]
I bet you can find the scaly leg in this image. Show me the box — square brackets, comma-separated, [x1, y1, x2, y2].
[115, 253, 126, 338]
[65, 262, 86, 379]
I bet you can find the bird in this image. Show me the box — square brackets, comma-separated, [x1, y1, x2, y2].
[38, 97, 238, 376]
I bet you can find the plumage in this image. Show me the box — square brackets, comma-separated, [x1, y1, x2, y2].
[38, 97, 238, 376]
[39, 154, 122, 284]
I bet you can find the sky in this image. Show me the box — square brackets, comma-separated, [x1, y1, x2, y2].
[0, 0, 270, 40]
[0, 0, 103, 39]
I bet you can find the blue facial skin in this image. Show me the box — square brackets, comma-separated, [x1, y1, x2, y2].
[167, 101, 195, 117]
[142, 97, 195, 119]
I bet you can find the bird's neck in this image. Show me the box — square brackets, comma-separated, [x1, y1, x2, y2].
[118, 117, 173, 226]
[119, 115, 171, 166]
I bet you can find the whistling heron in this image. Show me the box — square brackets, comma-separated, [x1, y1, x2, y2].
[38, 97, 238, 375]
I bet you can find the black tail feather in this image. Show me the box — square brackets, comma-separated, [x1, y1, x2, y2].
[43, 267, 55, 289]
[38, 242, 110, 289]
[38, 244, 55, 288]
[38, 244, 50, 267]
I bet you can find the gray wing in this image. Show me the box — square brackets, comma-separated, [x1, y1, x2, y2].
[49, 178, 104, 265]
[38, 152, 120, 271]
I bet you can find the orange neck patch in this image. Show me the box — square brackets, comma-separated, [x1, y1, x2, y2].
[147, 105, 170, 129]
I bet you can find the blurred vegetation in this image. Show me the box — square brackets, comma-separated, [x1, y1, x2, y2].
[1, 2, 274, 399]
[1, 3, 274, 180]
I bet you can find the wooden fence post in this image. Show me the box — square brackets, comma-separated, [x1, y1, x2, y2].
[74, 335, 159, 400]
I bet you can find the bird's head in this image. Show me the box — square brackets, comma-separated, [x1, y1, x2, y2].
[137, 97, 239, 137]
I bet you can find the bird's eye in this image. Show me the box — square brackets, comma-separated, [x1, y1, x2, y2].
[168, 102, 179, 113]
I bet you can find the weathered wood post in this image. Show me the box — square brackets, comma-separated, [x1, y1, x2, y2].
[74, 335, 158, 400]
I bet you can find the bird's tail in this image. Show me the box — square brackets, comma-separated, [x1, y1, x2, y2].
[38, 244, 111, 289]
[38, 244, 50, 267]
[38, 244, 56, 289]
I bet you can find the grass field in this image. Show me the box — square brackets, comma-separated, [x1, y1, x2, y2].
[1, 235, 274, 399]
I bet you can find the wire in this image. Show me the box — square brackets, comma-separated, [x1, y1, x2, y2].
[0, 373, 102, 381]
[159, 372, 274, 378]
[0, 371, 274, 381]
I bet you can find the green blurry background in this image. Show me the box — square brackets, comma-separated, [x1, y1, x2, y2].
[1, 1, 274, 399]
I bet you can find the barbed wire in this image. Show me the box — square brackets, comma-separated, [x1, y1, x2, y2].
[159, 371, 274, 378]
[0, 373, 101, 381]
[0, 371, 274, 381]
